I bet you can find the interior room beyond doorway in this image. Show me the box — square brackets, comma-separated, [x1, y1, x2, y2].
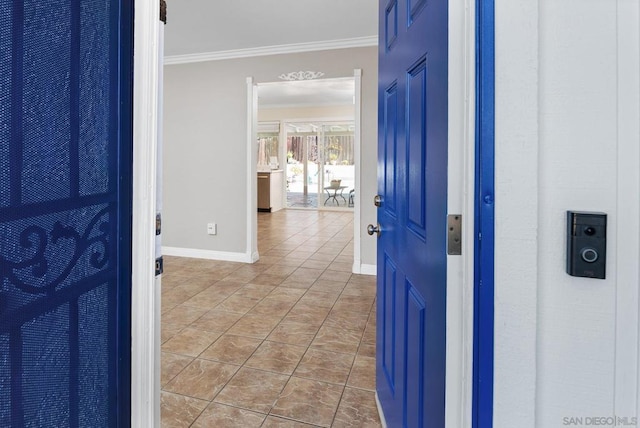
[256, 77, 357, 212]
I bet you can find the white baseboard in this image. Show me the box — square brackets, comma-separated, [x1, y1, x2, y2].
[352, 260, 377, 276]
[162, 246, 254, 263]
[352, 260, 361, 274]
[375, 392, 388, 428]
[359, 263, 377, 276]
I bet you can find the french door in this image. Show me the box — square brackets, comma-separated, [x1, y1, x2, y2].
[286, 128, 320, 207]
[285, 122, 355, 210]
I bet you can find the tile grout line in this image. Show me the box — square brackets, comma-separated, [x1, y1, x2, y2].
[162, 211, 380, 426]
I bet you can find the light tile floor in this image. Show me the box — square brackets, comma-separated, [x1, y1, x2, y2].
[286, 192, 319, 209]
[161, 210, 380, 427]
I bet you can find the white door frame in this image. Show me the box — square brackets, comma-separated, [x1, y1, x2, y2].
[352, 69, 365, 274]
[614, 0, 640, 419]
[131, 0, 161, 425]
[246, 77, 260, 262]
[247, 71, 363, 272]
[132, 1, 474, 423]
[445, 0, 476, 426]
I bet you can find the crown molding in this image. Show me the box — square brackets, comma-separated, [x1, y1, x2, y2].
[164, 36, 378, 65]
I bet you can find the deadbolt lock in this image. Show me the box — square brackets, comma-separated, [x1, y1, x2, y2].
[374, 195, 382, 207]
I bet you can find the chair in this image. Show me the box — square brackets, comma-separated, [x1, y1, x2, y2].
[348, 189, 355, 207]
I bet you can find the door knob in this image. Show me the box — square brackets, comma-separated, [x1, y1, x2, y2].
[367, 223, 381, 237]
[374, 195, 382, 207]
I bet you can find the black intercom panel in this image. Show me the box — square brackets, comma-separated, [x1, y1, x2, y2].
[566, 211, 607, 279]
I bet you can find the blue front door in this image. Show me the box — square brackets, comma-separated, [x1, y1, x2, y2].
[0, 1, 134, 426]
[376, 0, 448, 426]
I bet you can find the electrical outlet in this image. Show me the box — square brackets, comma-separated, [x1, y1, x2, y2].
[207, 223, 217, 235]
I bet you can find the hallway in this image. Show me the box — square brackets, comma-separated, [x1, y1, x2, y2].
[160, 210, 380, 427]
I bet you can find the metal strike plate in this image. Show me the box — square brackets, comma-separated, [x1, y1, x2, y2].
[156, 213, 161, 236]
[155, 257, 164, 276]
[447, 215, 462, 255]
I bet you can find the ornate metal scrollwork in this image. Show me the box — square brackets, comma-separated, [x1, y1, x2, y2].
[0, 206, 111, 295]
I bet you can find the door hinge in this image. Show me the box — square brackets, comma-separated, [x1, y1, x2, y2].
[447, 215, 462, 255]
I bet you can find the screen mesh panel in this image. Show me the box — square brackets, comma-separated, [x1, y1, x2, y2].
[22, 0, 72, 205]
[22, 307, 71, 427]
[78, 284, 109, 426]
[0, 1, 132, 426]
[79, 0, 111, 197]
[0, 334, 9, 427]
[0, 1, 11, 208]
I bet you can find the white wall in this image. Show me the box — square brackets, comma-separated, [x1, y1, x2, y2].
[163, 47, 377, 264]
[495, 1, 640, 427]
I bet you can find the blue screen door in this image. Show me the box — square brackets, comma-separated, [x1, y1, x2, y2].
[376, 0, 448, 426]
[0, 1, 134, 426]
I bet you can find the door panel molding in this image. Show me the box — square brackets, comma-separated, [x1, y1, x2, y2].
[381, 255, 398, 390]
[405, 284, 426, 428]
[406, 59, 428, 241]
[383, 83, 399, 218]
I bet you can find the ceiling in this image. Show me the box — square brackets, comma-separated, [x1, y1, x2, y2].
[257, 78, 355, 108]
[164, 1, 377, 108]
[164, 0, 378, 57]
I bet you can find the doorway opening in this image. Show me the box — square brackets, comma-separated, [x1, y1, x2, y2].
[250, 74, 363, 272]
[255, 77, 357, 211]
